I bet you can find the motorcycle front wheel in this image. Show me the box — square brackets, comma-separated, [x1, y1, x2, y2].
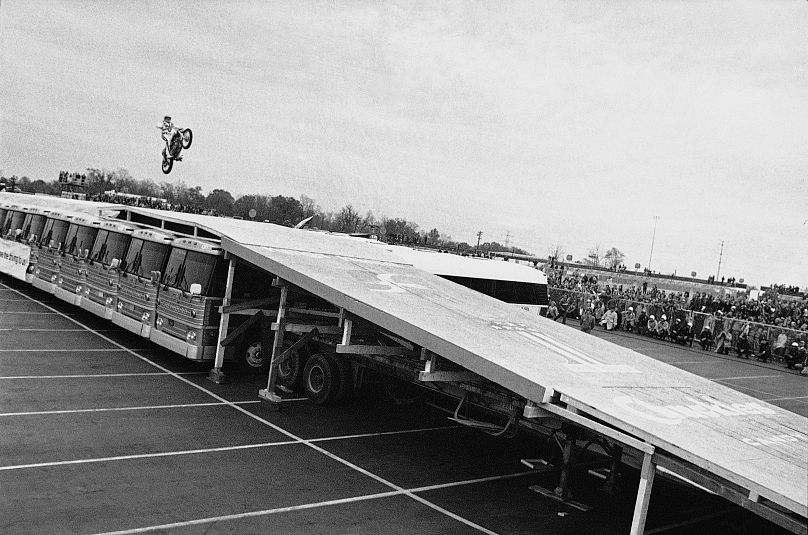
[181, 129, 193, 149]
[161, 151, 173, 174]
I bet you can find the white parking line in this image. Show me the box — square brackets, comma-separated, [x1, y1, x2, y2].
[0, 400, 261, 417]
[764, 395, 808, 402]
[670, 360, 715, 365]
[712, 375, 782, 381]
[89, 470, 535, 535]
[0, 425, 461, 471]
[0, 328, 121, 332]
[0, 348, 152, 352]
[0, 311, 81, 315]
[2, 281, 504, 535]
[0, 372, 208, 380]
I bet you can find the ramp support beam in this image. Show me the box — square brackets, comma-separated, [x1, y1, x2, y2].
[208, 257, 236, 384]
[629, 451, 657, 535]
[259, 279, 289, 409]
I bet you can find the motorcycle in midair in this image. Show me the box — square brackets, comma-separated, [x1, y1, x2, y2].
[158, 117, 193, 174]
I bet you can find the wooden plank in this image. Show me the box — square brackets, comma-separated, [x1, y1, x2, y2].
[418, 370, 480, 382]
[220, 296, 280, 314]
[336, 344, 409, 356]
[219, 310, 263, 347]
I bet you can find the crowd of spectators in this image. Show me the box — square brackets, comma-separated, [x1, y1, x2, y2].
[90, 193, 221, 217]
[546, 267, 807, 332]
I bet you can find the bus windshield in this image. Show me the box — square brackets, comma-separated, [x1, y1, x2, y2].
[123, 238, 170, 277]
[22, 214, 47, 242]
[63, 224, 99, 256]
[162, 248, 222, 295]
[90, 230, 131, 266]
[2, 211, 25, 236]
[39, 219, 70, 248]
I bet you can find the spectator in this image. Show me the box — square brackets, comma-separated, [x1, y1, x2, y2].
[715, 326, 733, 355]
[656, 314, 670, 341]
[698, 325, 713, 351]
[580, 308, 595, 333]
[736, 323, 751, 359]
[647, 315, 658, 338]
[773, 332, 789, 359]
[636, 308, 648, 336]
[755, 337, 772, 362]
[784, 342, 803, 369]
[601, 306, 618, 331]
[546, 301, 559, 321]
[623, 306, 636, 332]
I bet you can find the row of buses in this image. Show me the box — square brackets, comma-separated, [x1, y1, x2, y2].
[0, 197, 228, 361]
[0, 194, 549, 371]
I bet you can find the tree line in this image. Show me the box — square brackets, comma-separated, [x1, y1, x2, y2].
[1, 169, 531, 256]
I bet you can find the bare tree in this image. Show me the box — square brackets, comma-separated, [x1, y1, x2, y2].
[547, 243, 566, 261]
[604, 247, 625, 269]
[335, 204, 361, 233]
[585, 243, 604, 267]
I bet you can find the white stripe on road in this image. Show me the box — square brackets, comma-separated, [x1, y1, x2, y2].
[89, 471, 535, 535]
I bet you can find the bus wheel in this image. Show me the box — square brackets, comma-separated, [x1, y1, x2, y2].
[303, 353, 341, 405]
[276, 340, 304, 391]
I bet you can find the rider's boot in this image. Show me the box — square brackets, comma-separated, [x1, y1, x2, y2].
[175, 156, 183, 162]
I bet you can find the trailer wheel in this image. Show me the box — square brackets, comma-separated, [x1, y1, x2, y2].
[303, 353, 341, 405]
[328, 354, 352, 402]
[276, 340, 304, 391]
[239, 331, 269, 373]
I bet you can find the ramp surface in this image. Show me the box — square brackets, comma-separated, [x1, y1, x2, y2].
[108, 208, 808, 519]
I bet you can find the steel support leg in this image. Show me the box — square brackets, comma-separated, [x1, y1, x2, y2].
[208, 257, 235, 384]
[630, 452, 656, 535]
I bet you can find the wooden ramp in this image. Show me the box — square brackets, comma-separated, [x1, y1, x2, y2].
[122, 208, 808, 532]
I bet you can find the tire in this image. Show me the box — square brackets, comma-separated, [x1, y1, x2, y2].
[303, 352, 342, 405]
[240, 334, 268, 372]
[182, 128, 193, 149]
[276, 340, 304, 390]
[161, 151, 173, 174]
[327, 354, 352, 402]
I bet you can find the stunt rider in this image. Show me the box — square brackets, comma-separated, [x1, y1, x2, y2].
[157, 116, 182, 161]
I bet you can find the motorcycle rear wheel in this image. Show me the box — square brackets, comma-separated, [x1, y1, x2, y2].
[161, 151, 173, 174]
[181, 129, 193, 149]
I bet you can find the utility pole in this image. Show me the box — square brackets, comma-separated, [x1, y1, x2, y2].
[476, 231, 483, 255]
[647, 215, 659, 271]
[716, 240, 724, 279]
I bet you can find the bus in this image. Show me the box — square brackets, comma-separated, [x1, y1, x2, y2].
[31, 211, 75, 294]
[148, 237, 228, 360]
[112, 228, 174, 337]
[80, 220, 136, 320]
[53, 213, 102, 306]
[380, 244, 550, 315]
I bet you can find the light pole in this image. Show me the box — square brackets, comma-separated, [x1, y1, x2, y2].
[476, 231, 483, 255]
[648, 215, 659, 272]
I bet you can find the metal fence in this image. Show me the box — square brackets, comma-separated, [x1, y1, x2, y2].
[548, 288, 807, 360]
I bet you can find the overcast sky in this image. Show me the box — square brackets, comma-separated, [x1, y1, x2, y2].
[2, 1, 806, 288]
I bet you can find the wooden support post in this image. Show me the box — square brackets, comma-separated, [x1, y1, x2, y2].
[602, 444, 622, 495]
[208, 257, 235, 384]
[630, 451, 657, 535]
[341, 318, 352, 346]
[554, 425, 579, 501]
[258, 281, 288, 408]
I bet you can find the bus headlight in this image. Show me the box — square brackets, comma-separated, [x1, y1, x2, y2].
[35, 268, 40, 275]
[105, 297, 114, 306]
[52, 275, 59, 282]
[142, 312, 151, 322]
[117, 301, 124, 310]
[186, 330, 197, 341]
[155, 317, 163, 328]
[85, 287, 91, 295]
[76, 284, 82, 293]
